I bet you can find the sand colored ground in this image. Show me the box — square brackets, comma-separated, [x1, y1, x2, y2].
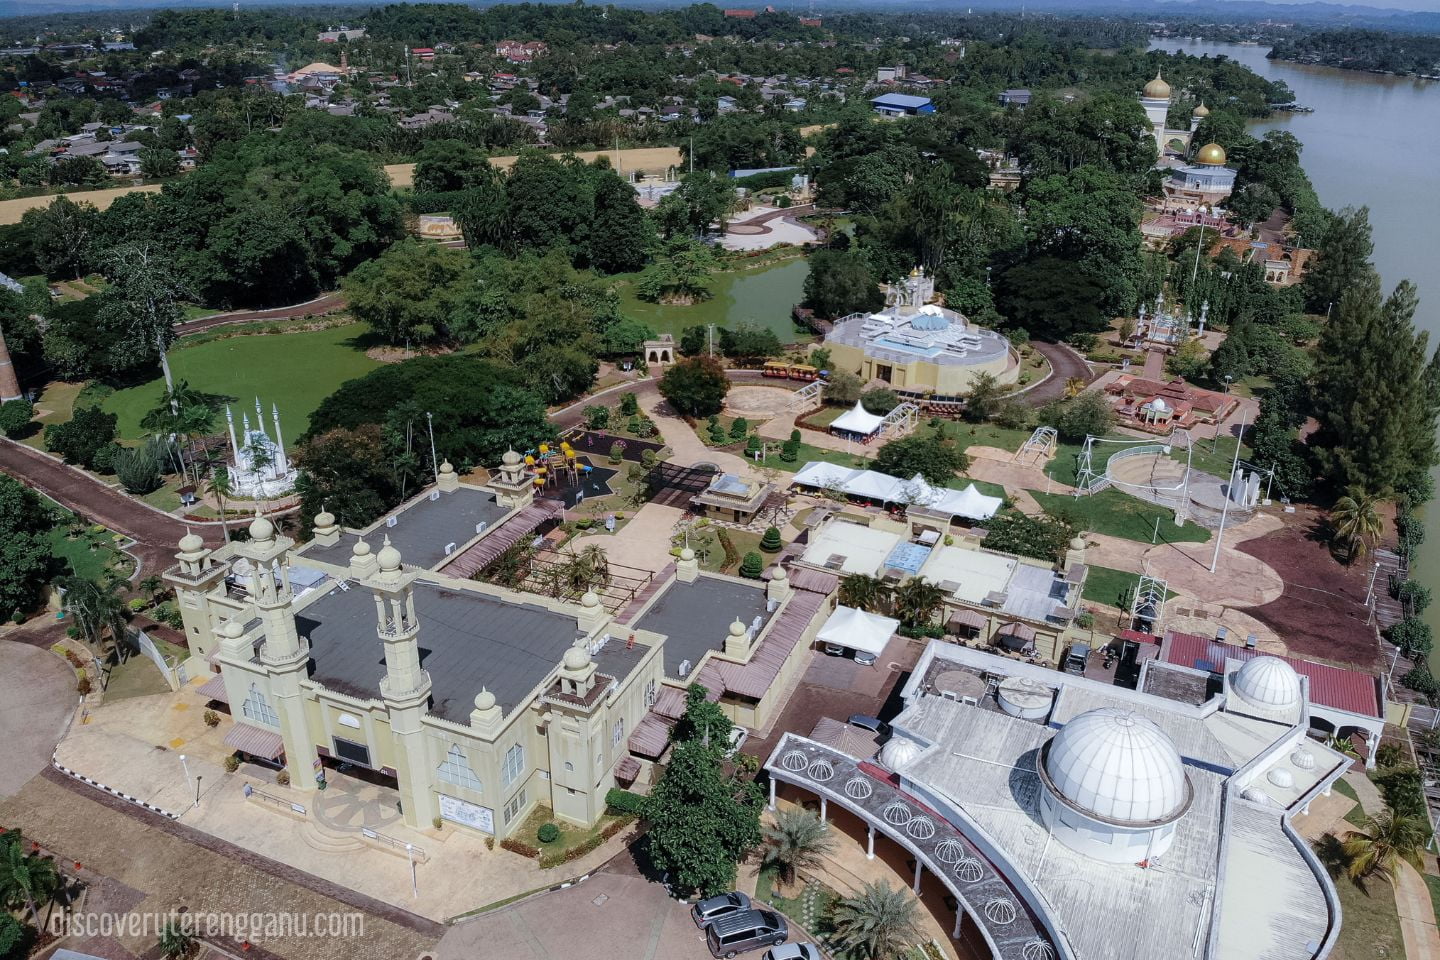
[386, 145, 686, 189]
[0, 183, 162, 224]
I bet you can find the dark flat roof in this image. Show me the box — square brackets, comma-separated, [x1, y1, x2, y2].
[634, 576, 771, 679]
[297, 580, 583, 722]
[300, 486, 510, 570]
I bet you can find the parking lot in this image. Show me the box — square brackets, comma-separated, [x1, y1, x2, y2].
[436, 863, 720, 960]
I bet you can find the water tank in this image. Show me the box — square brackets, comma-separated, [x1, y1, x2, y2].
[997, 676, 1054, 720]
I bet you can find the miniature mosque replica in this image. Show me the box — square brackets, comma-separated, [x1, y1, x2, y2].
[765, 638, 1350, 960]
[224, 400, 297, 499]
[1132, 291, 1209, 348]
[822, 267, 1016, 396]
[1138, 70, 1236, 207]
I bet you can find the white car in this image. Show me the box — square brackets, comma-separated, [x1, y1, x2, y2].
[762, 944, 822, 960]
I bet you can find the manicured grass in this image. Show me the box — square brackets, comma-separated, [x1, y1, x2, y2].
[1332, 778, 1372, 828]
[712, 528, 764, 575]
[755, 867, 841, 948]
[752, 440, 872, 474]
[101, 323, 381, 443]
[23, 380, 85, 449]
[47, 523, 130, 582]
[1030, 489, 1211, 545]
[513, 804, 630, 866]
[947, 422, 1035, 455]
[1425, 873, 1440, 926]
[614, 257, 810, 344]
[1174, 436, 1255, 483]
[1082, 564, 1143, 608]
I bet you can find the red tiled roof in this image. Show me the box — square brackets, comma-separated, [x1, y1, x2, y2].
[440, 499, 563, 578]
[1117, 629, 1159, 644]
[652, 685, 688, 719]
[717, 589, 827, 699]
[1161, 631, 1382, 719]
[224, 722, 285, 760]
[628, 714, 674, 758]
[615, 756, 640, 783]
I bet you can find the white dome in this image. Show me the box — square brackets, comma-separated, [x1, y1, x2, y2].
[376, 536, 402, 572]
[1045, 708, 1188, 824]
[1147, 397, 1170, 413]
[563, 645, 591, 671]
[178, 529, 205, 554]
[1232, 656, 1301, 709]
[248, 512, 274, 542]
[880, 736, 922, 771]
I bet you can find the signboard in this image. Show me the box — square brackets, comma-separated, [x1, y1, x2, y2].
[439, 794, 494, 834]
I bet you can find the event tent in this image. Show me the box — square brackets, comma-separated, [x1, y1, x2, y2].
[791, 462, 1002, 521]
[817, 605, 899, 664]
[830, 401, 886, 437]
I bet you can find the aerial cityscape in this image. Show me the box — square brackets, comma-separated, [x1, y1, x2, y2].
[0, 2, 1438, 960]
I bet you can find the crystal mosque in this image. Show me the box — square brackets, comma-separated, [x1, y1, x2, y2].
[766, 639, 1348, 960]
[224, 399, 297, 499]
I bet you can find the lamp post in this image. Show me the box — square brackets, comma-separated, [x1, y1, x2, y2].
[1189, 204, 1211, 296]
[405, 843, 418, 897]
[179, 754, 193, 800]
[1209, 409, 1249, 574]
[194, 774, 202, 809]
[1212, 376, 1232, 454]
[425, 411, 438, 479]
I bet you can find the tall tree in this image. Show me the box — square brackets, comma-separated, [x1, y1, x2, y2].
[97, 242, 191, 395]
[831, 881, 922, 960]
[1304, 206, 1375, 314]
[0, 476, 53, 619]
[1341, 810, 1429, 883]
[761, 808, 834, 895]
[803, 249, 882, 320]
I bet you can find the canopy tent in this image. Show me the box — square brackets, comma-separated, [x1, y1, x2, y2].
[817, 605, 899, 658]
[830, 401, 886, 437]
[945, 483, 1003, 521]
[791, 462, 1001, 522]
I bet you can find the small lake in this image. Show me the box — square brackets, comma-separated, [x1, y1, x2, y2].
[618, 256, 811, 344]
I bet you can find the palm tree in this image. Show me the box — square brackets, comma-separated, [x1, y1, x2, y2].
[565, 544, 610, 594]
[761, 808, 834, 895]
[1331, 491, 1386, 562]
[140, 380, 229, 487]
[1341, 810, 1429, 883]
[1064, 376, 1087, 398]
[207, 465, 234, 541]
[831, 881, 922, 960]
[138, 574, 166, 606]
[158, 920, 196, 960]
[62, 575, 131, 665]
[0, 835, 61, 928]
[839, 574, 891, 614]
[892, 578, 945, 631]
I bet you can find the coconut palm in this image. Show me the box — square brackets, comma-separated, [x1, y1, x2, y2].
[207, 464, 234, 541]
[1331, 491, 1386, 562]
[760, 808, 834, 894]
[1341, 810, 1430, 883]
[839, 574, 891, 614]
[892, 577, 945, 631]
[1064, 376, 1087, 398]
[138, 574, 166, 606]
[140, 380, 229, 486]
[62, 575, 131, 665]
[0, 833, 61, 928]
[831, 880, 922, 960]
[566, 543, 611, 593]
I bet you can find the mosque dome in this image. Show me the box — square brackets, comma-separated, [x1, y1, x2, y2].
[376, 536, 402, 572]
[474, 688, 496, 711]
[1044, 708, 1188, 824]
[502, 449, 522, 466]
[1232, 656, 1301, 710]
[1147, 397, 1170, 414]
[179, 530, 205, 554]
[880, 736, 923, 770]
[680, 547, 695, 562]
[248, 512, 274, 543]
[439, 460, 454, 475]
[1143, 71, 1171, 99]
[1195, 142, 1228, 165]
[563, 645, 591, 671]
[1192, 102, 1210, 118]
[221, 618, 244, 639]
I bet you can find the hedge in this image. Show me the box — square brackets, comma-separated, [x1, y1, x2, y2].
[606, 787, 646, 817]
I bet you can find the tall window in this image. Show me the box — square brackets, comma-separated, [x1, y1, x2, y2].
[503, 789, 527, 824]
[644, 679, 657, 708]
[502, 743, 525, 787]
[436, 744, 483, 792]
[241, 683, 279, 728]
[611, 718, 625, 747]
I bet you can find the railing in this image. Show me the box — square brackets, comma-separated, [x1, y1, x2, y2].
[361, 827, 428, 862]
[245, 783, 306, 816]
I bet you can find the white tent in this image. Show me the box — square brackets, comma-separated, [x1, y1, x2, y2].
[817, 605, 899, 660]
[830, 400, 886, 437]
[792, 462, 863, 490]
[942, 483, 1003, 522]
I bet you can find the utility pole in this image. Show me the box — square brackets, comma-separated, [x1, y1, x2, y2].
[1209, 409, 1249, 573]
[425, 411, 438, 479]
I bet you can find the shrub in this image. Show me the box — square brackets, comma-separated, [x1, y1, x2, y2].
[128, 598, 148, 613]
[0, 398, 34, 438]
[10, 610, 23, 625]
[1388, 617, 1434, 658]
[45, 406, 119, 471]
[739, 551, 764, 579]
[223, 755, 240, 773]
[780, 439, 799, 462]
[745, 435, 762, 456]
[112, 439, 165, 495]
[718, 529, 739, 571]
[1075, 612, 1095, 630]
[760, 527, 782, 552]
[790, 429, 801, 443]
[729, 417, 749, 439]
[1402, 663, 1438, 698]
[501, 836, 540, 859]
[275, 770, 290, 786]
[640, 448, 658, 469]
[203, 709, 220, 728]
[537, 822, 560, 844]
[1397, 580, 1432, 615]
[606, 787, 646, 816]
[76, 674, 92, 695]
[619, 393, 640, 417]
[433, 816, 444, 831]
[609, 441, 623, 464]
[584, 405, 610, 430]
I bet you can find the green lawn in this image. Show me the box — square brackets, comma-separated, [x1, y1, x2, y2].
[1082, 564, 1146, 608]
[1331, 870, 1406, 960]
[46, 523, 131, 582]
[101, 323, 381, 442]
[1425, 873, 1440, 926]
[1332, 777, 1372, 828]
[1030, 489, 1211, 545]
[1174, 436, 1255, 482]
[102, 635, 186, 701]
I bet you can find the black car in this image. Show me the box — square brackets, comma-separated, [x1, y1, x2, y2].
[692, 891, 752, 929]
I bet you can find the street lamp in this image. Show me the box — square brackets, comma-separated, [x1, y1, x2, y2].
[425, 411, 438, 479]
[1212, 376, 1233, 454]
[405, 843, 418, 897]
[179, 754, 193, 800]
[1189, 204, 1212, 295]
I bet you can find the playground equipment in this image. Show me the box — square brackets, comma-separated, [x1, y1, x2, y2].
[525, 441, 593, 492]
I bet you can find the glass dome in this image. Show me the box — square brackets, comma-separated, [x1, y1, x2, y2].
[1045, 708, 1188, 824]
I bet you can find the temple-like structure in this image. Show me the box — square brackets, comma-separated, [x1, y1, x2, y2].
[225, 399, 297, 499]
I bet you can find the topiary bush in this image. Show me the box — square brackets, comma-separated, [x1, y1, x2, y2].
[537, 822, 560, 844]
[739, 551, 764, 579]
[760, 526, 782, 552]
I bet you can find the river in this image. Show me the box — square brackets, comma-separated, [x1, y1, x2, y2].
[1150, 39, 1440, 667]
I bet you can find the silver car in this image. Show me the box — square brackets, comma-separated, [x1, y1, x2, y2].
[691, 891, 752, 928]
[762, 944, 822, 960]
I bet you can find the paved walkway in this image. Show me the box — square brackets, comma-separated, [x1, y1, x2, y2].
[1396, 860, 1440, 960]
[1024, 341, 1093, 405]
[639, 391, 764, 481]
[177, 293, 347, 336]
[571, 501, 688, 575]
[0, 640, 78, 796]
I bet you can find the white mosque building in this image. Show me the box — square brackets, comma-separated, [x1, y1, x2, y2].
[766, 639, 1349, 960]
[224, 399, 297, 499]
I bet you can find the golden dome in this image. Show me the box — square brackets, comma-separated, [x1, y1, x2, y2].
[1195, 142, 1228, 165]
[1143, 71, 1170, 99]
[1192, 102, 1210, 118]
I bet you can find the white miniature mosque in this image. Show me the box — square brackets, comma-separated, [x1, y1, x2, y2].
[224, 399, 297, 499]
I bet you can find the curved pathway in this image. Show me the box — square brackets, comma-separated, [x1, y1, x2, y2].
[177, 292, 347, 336]
[1024, 341, 1094, 405]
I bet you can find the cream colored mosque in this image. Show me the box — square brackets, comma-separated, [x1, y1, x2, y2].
[1139, 70, 1237, 206]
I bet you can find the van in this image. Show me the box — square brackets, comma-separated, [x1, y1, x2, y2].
[705, 909, 789, 958]
[1063, 642, 1090, 675]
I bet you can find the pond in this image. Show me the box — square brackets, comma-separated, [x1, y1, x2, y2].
[617, 256, 811, 345]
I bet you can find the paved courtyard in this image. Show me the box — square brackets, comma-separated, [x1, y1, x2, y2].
[0, 639, 78, 796]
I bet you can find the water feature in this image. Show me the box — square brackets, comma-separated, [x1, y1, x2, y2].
[618, 255, 810, 344]
[1150, 39, 1440, 669]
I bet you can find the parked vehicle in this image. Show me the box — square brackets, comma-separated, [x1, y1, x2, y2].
[762, 944, 822, 960]
[1063, 642, 1090, 675]
[692, 891, 752, 929]
[705, 909, 788, 958]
